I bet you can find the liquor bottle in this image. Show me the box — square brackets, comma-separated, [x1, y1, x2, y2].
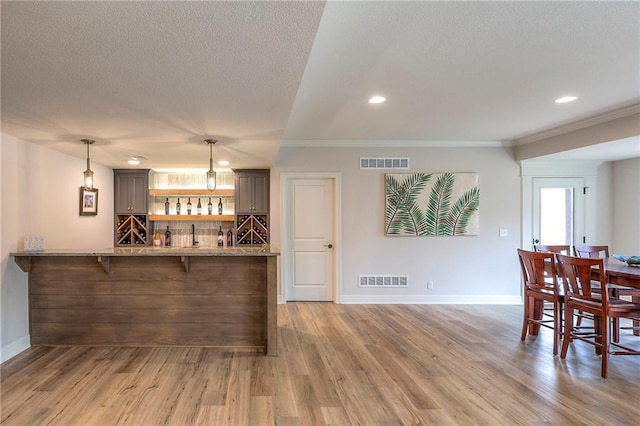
[207, 198, 213, 215]
[164, 226, 172, 247]
[187, 197, 192, 215]
[227, 229, 233, 247]
[217, 226, 224, 247]
[218, 197, 223, 215]
[176, 198, 181, 215]
[165, 198, 170, 215]
[197, 198, 202, 215]
[153, 229, 162, 247]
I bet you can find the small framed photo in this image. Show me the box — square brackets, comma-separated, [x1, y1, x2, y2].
[80, 187, 99, 216]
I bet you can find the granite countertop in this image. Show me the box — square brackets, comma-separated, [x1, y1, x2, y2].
[11, 245, 280, 257]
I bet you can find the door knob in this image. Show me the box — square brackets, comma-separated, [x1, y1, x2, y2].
[533, 238, 540, 244]
[325, 243, 333, 249]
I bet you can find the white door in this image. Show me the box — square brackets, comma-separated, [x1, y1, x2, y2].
[532, 177, 585, 246]
[286, 178, 335, 301]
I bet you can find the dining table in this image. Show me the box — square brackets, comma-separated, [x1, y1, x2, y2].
[603, 257, 640, 335]
[530, 257, 640, 336]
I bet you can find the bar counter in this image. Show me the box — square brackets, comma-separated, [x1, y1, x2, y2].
[11, 246, 279, 355]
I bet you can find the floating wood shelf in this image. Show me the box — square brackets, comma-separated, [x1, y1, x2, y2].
[149, 214, 235, 222]
[149, 189, 234, 197]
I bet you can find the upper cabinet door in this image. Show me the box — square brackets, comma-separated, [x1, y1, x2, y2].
[251, 173, 269, 213]
[234, 170, 269, 214]
[236, 174, 254, 213]
[114, 170, 149, 214]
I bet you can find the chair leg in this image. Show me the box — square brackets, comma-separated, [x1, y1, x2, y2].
[561, 307, 573, 359]
[612, 317, 620, 343]
[553, 301, 560, 356]
[520, 294, 529, 342]
[633, 296, 640, 336]
[601, 315, 609, 379]
[594, 317, 602, 355]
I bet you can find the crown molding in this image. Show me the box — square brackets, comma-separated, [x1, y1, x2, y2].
[280, 139, 506, 148]
[513, 104, 640, 145]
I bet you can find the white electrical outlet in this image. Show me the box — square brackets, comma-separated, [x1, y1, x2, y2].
[499, 229, 508, 237]
[427, 281, 434, 290]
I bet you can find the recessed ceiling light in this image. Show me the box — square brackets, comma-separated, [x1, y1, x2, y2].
[555, 96, 577, 104]
[217, 160, 230, 166]
[368, 95, 386, 104]
[128, 155, 147, 165]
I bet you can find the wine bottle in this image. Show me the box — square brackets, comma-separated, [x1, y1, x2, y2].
[207, 198, 213, 215]
[187, 197, 192, 215]
[227, 229, 233, 247]
[218, 197, 223, 215]
[164, 226, 172, 247]
[197, 198, 202, 215]
[176, 198, 181, 215]
[217, 226, 224, 247]
[165, 198, 170, 215]
[153, 229, 162, 247]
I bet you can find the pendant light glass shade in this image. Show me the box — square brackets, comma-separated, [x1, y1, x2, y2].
[81, 139, 95, 189]
[205, 139, 218, 191]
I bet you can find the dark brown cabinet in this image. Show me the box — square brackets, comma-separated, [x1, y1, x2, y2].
[114, 169, 149, 213]
[234, 170, 269, 246]
[235, 170, 269, 213]
[114, 169, 149, 246]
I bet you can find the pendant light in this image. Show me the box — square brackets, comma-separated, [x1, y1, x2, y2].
[204, 139, 218, 191]
[81, 139, 95, 189]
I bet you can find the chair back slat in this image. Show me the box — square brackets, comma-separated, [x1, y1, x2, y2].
[573, 245, 609, 259]
[518, 249, 557, 292]
[534, 245, 571, 255]
[556, 254, 608, 306]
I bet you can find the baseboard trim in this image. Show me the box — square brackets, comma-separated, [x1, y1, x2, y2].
[339, 295, 522, 304]
[1, 335, 30, 363]
[279, 295, 523, 304]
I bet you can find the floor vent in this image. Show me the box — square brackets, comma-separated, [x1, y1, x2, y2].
[360, 157, 409, 170]
[359, 275, 408, 287]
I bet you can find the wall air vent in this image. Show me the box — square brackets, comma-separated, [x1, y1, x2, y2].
[360, 157, 409, 170]
[359, 275, 408, 287]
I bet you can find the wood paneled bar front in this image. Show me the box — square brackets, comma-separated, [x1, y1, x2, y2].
[11, 247, 279, 355]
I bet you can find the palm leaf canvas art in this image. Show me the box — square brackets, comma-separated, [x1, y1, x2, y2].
[385, 173, 479, 236]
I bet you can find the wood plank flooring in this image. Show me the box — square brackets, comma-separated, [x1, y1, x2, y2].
[2, 303, 639, 425]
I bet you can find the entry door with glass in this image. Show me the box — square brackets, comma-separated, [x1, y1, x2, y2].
[532, 178, 585, 246]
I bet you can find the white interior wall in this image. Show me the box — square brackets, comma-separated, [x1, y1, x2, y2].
[272, 146, 522, 303]
[612, 157, 640, 254]
[1, 134, 113, 361]
[595, 162, 613, 247]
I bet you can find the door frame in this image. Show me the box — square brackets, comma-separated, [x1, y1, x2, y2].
[532, 177, 585, 247]
[281, 172, 342, 303]
[521, 161, 599, 250]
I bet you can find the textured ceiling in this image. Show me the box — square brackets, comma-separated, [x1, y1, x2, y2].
[1, 1, 639, 169]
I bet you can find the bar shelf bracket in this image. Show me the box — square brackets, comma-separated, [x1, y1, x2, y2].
[181, 256, 190, 272]
[14, 256, 31, 273]
[97, 256, 110, 273]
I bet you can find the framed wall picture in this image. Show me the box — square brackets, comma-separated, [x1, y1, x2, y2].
[80, 187, 99, 216]
[385, 172, 479, 236]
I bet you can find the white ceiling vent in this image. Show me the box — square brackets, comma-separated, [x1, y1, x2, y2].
[359, 275, 408, 287]
[360, 157, 409, 170]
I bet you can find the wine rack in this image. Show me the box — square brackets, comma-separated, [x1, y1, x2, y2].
[115, 214, 149, 246]
[236, 214, 268, 246]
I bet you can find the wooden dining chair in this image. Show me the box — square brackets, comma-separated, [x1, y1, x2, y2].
[518, 249, 562, 355]
[534, 245, 571, 255]
[574, 244, 640, 341]
[556, 254, 640, 378]
[533, 244, 599, 329]
[573, 245, 609, 258]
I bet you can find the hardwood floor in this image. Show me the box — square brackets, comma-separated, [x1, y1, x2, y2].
[2, 303, 639, 425]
